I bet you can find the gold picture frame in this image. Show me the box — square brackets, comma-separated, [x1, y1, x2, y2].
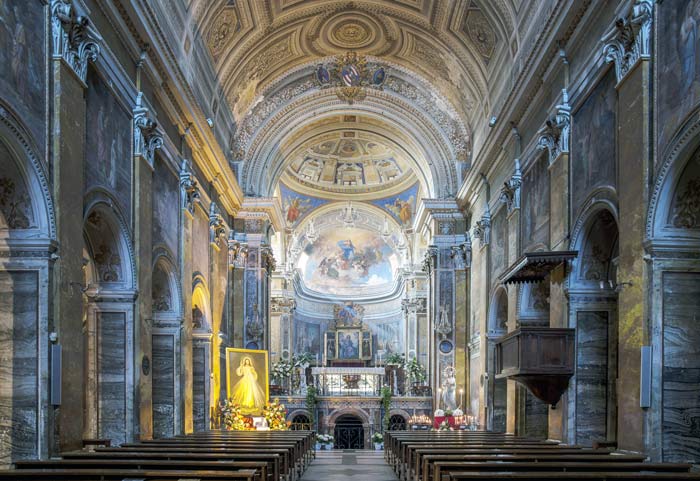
[225, 348, 269, 415]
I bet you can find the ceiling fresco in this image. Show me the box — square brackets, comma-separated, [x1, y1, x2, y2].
[282, 134, 415, 195]
[296, 226, 400, 297]
[190, 0, 520, 156]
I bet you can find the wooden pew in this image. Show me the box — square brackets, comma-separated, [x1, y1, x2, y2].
[16, 458, 268, 481]
[447, 472, 700, 480]
[0, 468, 258, 480]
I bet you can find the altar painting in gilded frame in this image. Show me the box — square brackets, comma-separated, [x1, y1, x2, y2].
[226, 348, 269, 415]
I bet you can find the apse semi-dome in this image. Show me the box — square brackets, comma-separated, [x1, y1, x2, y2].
[295, 225, 401, 297]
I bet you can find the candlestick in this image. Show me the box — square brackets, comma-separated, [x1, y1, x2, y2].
[459, 388, 464, 409]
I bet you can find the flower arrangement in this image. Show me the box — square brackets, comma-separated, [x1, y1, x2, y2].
[406, 357, 427, 384]
[317, 434, 334, 445]
[263, 399, 289, 430]
[371, 432, 384, 443]
[438, 420, 453, 431]
[292, 352, 314, 367]
[444, 408, 453, 417]
[452, 408, 464, 417]
[271, 359, 294, 384]
[385, 352, 406, 367]
[217, 399, 250, 431]
[434, 409, 445, 417]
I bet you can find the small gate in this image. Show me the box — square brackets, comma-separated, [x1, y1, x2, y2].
[334, 414, 364, 449]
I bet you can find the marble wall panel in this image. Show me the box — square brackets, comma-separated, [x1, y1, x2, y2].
[0, 271, 38, 465]
[521, 154, 550, 252]
[575, 311, 608, 446]
[493, 377, 507, 432]
[657, 0, 700, 165]
[523, 388, 548, 439]
[663, 272, 700, 463]
[192, 344, 207, 432]
[97, 311, 127, 446]
[0, 0, 46, 149]
[152, 334, 175, 439]
[571, 69, 616, 222]
[153, 157, 180, 255]
[85, 70, 132, 219]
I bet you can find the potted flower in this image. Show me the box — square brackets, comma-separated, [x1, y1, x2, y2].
[406, 358, 427, 395]
[271, 359, 293, 395]
[371, 432, 384, 450]
[316, 433, 334, 450]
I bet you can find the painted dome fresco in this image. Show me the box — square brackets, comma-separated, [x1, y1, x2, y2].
[280, 131, 416, 197]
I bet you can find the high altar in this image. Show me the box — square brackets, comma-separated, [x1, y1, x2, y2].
[323, 301, 372, 366]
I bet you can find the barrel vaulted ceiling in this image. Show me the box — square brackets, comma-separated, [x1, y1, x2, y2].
[184, 0, 524, 198]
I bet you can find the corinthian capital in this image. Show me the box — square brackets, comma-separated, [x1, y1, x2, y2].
[601, 0, 653, 84]
[537, 89, 571, 165]
[133, 93, 163, 167]
[51, 0, 101, 84]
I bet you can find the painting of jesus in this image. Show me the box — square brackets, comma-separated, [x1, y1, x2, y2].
[226, 348, 269, 415]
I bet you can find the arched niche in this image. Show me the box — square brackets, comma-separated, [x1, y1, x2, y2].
[191, 276, 213, 432]
[487, 287, 508, 336]
[153, 250, 182, 318]
[486, 286, 508, 433]
[0, 105, 55, 464]
[151, 249, 183, 439]
[567, 206, 619, 447]
[646, 112, 700, 463]
[81, 199, 136, 446]
[191, 277, 212, 332]
[517, 282, 550, 327]
[0, 106, 55, 242]
[83, 198, 136, 292]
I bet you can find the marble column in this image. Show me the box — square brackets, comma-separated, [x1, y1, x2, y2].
[536, 88, 572, 441]
[607, 30, 652, 457]
[417, 200, 466, 412]
[133, 92, 163, 440]
[179, 159, 200, 433]
[50, 0, 100, 453]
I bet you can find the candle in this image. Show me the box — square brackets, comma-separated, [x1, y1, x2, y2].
[459, 388, 464, 409]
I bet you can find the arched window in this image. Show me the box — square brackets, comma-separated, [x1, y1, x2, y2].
[291, 414, 311, 430]
[388, 414, 407, 431]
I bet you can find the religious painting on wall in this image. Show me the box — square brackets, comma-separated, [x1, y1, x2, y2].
[153, 157, 180, 256]
[571, 68, 616, 222]
[521, 153, 550, 252]
[325, 332, 337, 360]
[280, 182, 327, 227]
[86, 70, 132, 218]
[0, 0, 45, 147]
[337, 331, 360, 360]
[490, 207, 507, 278]
[299, 227, 399, 296]
[225, 348, 269, 415]
[658, 0, 700, 164]
[370, 182, 419, 227]
[293, 320, 321, 357]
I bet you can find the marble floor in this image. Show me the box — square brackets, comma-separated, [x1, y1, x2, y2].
[300, 450, 399, 481]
